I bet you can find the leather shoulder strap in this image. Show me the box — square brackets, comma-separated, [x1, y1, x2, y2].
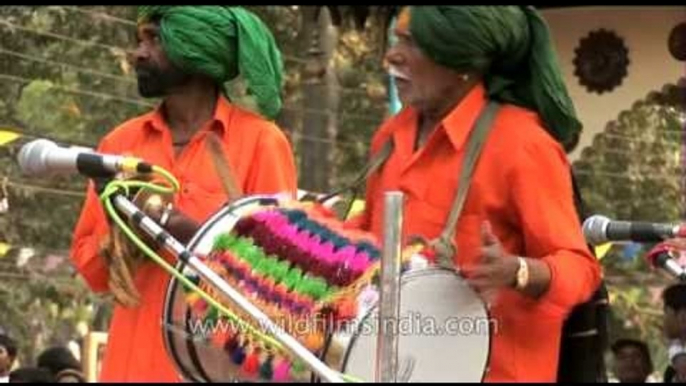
[318, 139, 394, 204]
[205, 132, 243, 202]
[431, 101, 500, 266]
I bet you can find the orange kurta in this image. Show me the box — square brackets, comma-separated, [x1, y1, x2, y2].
[355, 85, 601, 382]
[70, 96, 297, 382]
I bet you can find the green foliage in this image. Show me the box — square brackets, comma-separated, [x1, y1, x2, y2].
[16, 80, 85, 135]
[0, 5, 141, 365]
[573, 81, 686, 376]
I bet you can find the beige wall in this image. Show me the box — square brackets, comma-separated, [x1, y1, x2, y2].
[541, 6, 686, 161]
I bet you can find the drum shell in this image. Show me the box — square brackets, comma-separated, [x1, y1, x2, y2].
[324, 267, 491, 382]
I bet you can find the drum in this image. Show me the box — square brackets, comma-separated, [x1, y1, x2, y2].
[162, 195, 490, 383]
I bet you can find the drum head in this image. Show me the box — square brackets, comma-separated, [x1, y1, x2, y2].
[336, 268, 491, 382]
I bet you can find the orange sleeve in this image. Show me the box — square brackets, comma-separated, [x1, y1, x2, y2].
[69, 138, 117, 293]
[245, 125, 298, 197]
[510, 139, 602, 317]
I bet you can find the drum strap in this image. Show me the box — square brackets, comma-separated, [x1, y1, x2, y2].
[429, 101, 500, 267]
[317, 140, 394, 205]
[326, 101, 500, 266]
[205, 131, 243, 203]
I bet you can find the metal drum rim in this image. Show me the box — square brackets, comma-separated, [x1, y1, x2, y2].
[327, 267, 492, 383]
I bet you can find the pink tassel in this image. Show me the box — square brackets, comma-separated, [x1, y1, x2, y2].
[252, 211, 270, 222]
[273, 359, 292, 382]
[264, 212, 288, 230]
[336, 245, 357, 265]
[350, 252, 371, 275]
[320, 241, 335, 257]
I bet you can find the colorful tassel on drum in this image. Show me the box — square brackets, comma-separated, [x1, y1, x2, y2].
[193, 298, 209, 314]
[205, 306, 219, 325]
[334, 297, 357, 322]
[185, 291, 201, 307]
[273, 358, 291, 382]
[212, 232, 237, 251]
[224, 335, 239, 355]
[193, 205, 397, 372]
[242, 348, 260, 375]
[291, 360, 307, 379]
[259, 355, 274, 380]
[233, 216, 258, 237]
[303, 331, 324, 351]
[230, 343, 247, 365]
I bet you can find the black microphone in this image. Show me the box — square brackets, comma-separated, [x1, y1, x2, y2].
[645, 244, 686, 281]
[17, 139, 153, 179]
[582, 215, 685, 246]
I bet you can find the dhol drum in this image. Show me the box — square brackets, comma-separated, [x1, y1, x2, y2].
[162, 195, 491, 383]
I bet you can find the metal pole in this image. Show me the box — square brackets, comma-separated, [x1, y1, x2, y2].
[375, 191, 404, 382]
[111, 195, 345, 383]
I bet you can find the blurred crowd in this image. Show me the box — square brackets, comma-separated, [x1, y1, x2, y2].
[0, 335, 85, 383]
[611, 283, 686, 383]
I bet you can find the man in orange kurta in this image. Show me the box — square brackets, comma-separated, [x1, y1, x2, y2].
[70, 7, 297, 382]
[352, 7, 602, 382]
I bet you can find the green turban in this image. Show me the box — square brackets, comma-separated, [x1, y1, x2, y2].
[137, 6, 283, 120]
[408, 6, 581, 150]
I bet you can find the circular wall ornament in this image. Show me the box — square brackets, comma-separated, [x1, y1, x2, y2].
[573, 29, 630, 94]
[668, 22, 686, 62]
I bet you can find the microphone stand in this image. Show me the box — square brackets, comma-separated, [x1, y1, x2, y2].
[376, 192, 404, 382]
[105, 191, 346, 383]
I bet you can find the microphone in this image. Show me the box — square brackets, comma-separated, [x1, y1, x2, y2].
[582, 215, 686, 246]
[17, 139, 153, 179]
[645, 244, 686, 281]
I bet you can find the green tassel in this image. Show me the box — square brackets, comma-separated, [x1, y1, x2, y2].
[259, 356, 274, 380]
[253, 256, 271, 276]
[294, 279, 315, 298]
[205, 306, 219, 324]
[213, 233, 237, 251]
[264, 256, 281, 278]
[309, 277, 328, 300]
[283, 267, 303, 291]
[271, 259, 290, 282]
[292, 360, 307, 375]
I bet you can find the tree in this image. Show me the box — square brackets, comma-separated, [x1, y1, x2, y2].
[573, 78, 686, 375]
[0, 5, 142, 365]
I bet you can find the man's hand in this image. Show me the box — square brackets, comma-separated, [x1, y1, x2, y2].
[133, 192, 200, 245]
[163, 210, 201, 245]
[465, 221, 519, 305]
[144, 204, 200, 245]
